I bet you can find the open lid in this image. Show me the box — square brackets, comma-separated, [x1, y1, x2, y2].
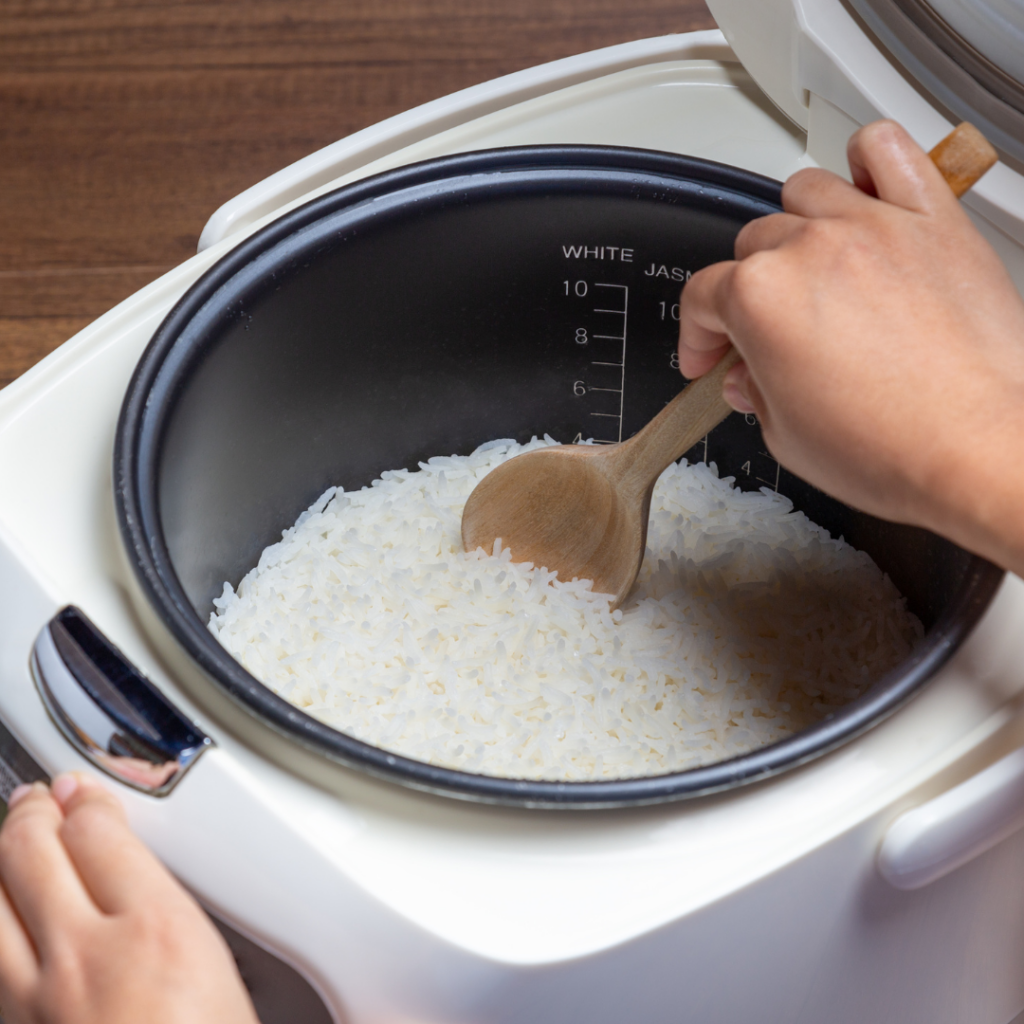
[848, 0, 1024, 163]
[706, 0, 1024, 250]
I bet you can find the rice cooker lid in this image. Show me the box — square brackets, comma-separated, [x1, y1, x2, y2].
[848, 0, 1024, 162]
[708, 0, 1024, 167]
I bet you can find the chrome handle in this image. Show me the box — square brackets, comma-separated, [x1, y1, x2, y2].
[31, 607, 213, 795]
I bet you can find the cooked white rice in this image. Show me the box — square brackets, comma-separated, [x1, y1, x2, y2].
[209, 437, 923, 781]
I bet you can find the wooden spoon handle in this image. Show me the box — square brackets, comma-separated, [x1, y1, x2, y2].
[614, 348, 741, 493]
[929, 122, 998, 197]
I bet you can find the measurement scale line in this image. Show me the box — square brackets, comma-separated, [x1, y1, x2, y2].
[591, 361, 622, 367]
[593, 334, 625, 340]
[617, 286, 628, 440]
[591, 283, 629, 442]
[588, 387, 621, 393]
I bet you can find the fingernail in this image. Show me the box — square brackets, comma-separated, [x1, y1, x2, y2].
[51, 774, 80, 805]
[7, 784, 32, 809]
[7, 781, 47, 810]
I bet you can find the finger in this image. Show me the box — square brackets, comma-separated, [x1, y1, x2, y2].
[847, 119, 956, 213]
[782, 167, 871, 219]
[0, 860, 41, 1007]
[0, 783, 96, 957]
[735, 212, 806, 260]
[55, 774, 190, 916]
[679, 338, 732, 380]
[677, 261, 738, 377]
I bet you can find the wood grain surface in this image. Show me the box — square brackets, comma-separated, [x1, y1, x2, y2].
[0, 0, 714, 389]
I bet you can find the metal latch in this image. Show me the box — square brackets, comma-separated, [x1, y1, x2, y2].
[30, 606, 213, 795]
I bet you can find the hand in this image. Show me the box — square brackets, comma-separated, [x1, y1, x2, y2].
[678, 119, 1024, 574]
[0, 773, 258, 1024]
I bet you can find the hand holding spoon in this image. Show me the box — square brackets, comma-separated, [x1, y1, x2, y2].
[461, 122, 999, 609]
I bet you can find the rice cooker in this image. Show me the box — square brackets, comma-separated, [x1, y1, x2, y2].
[3, 0, 1024, 1020]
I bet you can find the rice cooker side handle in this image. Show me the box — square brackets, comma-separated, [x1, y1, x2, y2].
[878, 745, 1024, 890]
[29, 606, 214, 796]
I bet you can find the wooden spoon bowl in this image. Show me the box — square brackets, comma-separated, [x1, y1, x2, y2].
[462, 349, 741, 606]
[463, 443, 646, 599]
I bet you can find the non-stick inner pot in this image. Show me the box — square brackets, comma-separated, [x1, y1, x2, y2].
[115, 146, 1003, 807]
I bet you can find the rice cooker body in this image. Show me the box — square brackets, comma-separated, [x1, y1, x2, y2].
[114, 144, 1003, 807]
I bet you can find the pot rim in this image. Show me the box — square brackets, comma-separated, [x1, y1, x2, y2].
[114, 144, 1005, 808]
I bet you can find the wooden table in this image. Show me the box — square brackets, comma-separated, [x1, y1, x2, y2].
[0, 0, 714, 389]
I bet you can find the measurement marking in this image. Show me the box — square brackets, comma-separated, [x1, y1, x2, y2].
[589, 412, 620, 418]
[754, 452, 782, 491]
[593, 334, 625, 341]
[591, 361, 622, 367]
[594, 284, 629, 442]
[589, 387, 622, 393]
[592, 439, 616, 445]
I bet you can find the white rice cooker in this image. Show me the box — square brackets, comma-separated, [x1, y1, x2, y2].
[3, 0, 1024, 1021]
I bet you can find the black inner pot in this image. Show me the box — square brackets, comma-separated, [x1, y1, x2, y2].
[115, 146, 1003, 808]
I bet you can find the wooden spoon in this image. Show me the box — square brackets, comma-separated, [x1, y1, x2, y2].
[461, 122, 998, 609]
